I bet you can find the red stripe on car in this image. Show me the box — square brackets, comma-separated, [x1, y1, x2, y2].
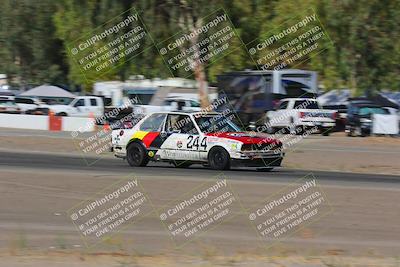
[142, 132, 160, 148]
[206, 132, 280, 145]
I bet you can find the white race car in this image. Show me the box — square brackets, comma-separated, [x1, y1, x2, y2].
[111, 111, 284, 170]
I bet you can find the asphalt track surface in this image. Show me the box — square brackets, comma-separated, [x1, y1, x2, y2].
[2, 150, 400, 184]
[1, 149, 400, 257]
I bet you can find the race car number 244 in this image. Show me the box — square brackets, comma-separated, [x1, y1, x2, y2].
[187, 136, 207, 150]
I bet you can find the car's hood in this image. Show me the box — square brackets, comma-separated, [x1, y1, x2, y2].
[206, 132, 281, 145]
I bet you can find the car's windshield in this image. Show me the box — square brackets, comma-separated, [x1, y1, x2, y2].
[195, 114, 242, 133]
[294, 100, 320, 109]
[15, 97, 35, 104]
[359, 107, 388, 116]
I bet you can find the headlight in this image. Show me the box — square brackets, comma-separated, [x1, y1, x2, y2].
[230, 143, 240, 151]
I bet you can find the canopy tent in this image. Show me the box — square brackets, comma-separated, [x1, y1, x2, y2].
[379, 92, 400, 109]
[20, 85, 76, 98]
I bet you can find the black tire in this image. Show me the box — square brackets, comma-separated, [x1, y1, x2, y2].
[266, 126, 276, 134]
[57, 112, 68, 116]
[355, 126, 366, 137]
[126, 142, 149, 167]
[346, 127, 353, 137]
[295, 126, 304, 135]
[208, 147, 230, 170]
[172, 161, 192, 168]
[264, 118, 276, 134]
[322, 129, 330, 136]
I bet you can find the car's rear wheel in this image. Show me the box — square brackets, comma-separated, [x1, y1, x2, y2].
[208, 147, 230, 170]
[360, 130, 367, 137]
[126, 142, 149, 167]
[346, 126, 353, 137]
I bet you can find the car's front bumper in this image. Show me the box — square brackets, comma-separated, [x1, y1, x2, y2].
[231, 151, 284, 167]
[113, 145, 126, 159]
[299, 121, 335, 128]
[231, 156, 283, 167]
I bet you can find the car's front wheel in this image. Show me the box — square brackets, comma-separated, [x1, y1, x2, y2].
[264, 118, 276, 134]
[126, 142, 149, 167]
[322, 128, 331, 136]
[208, 147, 230, 170]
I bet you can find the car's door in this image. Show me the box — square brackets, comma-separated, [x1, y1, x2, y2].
[160, 114, 202, 161]
[70, 98, 86, 117]
[88, 98, 103, 117]
[271, 100, 289, 127]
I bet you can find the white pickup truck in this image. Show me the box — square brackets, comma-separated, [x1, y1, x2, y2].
[48, 96, 104, 118]
[264, 98, 337, 136]
[132, 97, 202, 115]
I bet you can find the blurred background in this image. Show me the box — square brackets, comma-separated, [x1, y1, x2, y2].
[1, 2, 400, 266]
[0, 0, 399, 93]
[0, 0, 399, 136]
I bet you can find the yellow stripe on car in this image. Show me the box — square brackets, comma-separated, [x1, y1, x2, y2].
[131, 131, 148, 140]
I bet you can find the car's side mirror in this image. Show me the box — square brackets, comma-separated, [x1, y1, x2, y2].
[160, 131, 167, 137]
[123, 121, 133, 129]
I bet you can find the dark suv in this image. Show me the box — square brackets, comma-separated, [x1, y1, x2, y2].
[346, 101, 389, 137]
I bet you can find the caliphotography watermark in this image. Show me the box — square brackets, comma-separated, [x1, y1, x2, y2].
[248, 174, 332, 248]
[156, 9, 240, 78]
[68, 8, 151, 79]
[67, 177, 154, 247]
[247, 10, 333, 71]
[158, 175, 243, 247]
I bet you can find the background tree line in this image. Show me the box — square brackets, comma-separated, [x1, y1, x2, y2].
[0, 0, 399, 95]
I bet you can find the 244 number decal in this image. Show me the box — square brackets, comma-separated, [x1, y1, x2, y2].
[187, 136, 207, 150]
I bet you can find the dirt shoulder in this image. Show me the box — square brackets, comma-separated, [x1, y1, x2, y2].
[282, 132, 400, 175]
[1, 251, 397, 267]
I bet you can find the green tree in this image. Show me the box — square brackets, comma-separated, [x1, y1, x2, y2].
[0, 0, 68, 88]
